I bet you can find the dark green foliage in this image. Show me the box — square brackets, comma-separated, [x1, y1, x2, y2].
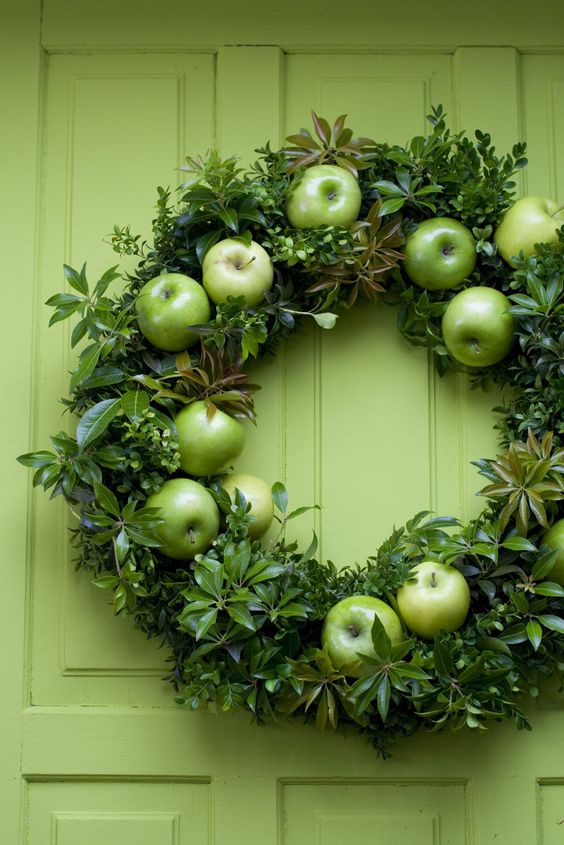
[18, 108, 563, 756]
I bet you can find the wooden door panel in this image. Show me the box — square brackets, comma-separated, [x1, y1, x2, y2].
[26, 779, 210, 845]
[521, 55, 564, 200]
[282, 53, 472, 564]
[31, 52, 215, 706]
[282, 780, 467, 845]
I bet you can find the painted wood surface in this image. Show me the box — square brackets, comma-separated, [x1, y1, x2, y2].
[3, 2, 564, 842]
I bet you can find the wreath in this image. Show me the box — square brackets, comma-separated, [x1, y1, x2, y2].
[19, 106, 564, 757]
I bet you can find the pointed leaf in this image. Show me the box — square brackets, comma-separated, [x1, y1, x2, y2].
[432, 637, 453, 676]
[121, 389, 150, 422]
[536, 614, 564, 633]
[376, 675, 391, 721]
[70, 344, 101, 392]
[271, 481, 288, 514]
[64, 263, 89, 295]
[114, 527, 129, 564]
[526, 619, 542, 651]
[226, 603, 256, 631]
[311, 111, 331, 145]
[502, 536, 537, 552]
[93, 480, 121, 517]
[218, 207, 239, 233]
[370, 613, 392, 660]
[76, 398, 121, 449]
[535, 581, 564, 597]
[17, 451, 56, 468]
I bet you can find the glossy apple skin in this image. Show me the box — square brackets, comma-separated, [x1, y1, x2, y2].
[202, 238, 273, 307]
[145, 477, 220, 561]
[403, 217, 477, 290]
[175, 400, 245, 477]
[321, 594, 403, 677]
[494, 196, 564, 268]
[221, 473, 274, 539]
[285, 164, 362, 229]
[396, 561, 470, 639]
[543, 518, 564, 587]
[442, 286, 514, 367]
[135, 273, 210, 352]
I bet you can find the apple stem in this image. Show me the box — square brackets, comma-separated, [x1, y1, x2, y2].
[551, 205, 564, 217]
[430, 571, 437, 588]
[188, 527, 196, 544]
[238, 256, 256, 270]
[347, 624, 360, 638]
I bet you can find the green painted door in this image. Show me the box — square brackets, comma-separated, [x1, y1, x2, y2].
[4, 3, 564, 843]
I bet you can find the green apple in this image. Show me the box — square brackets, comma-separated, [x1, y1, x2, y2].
[135, 272, 210, 352]
[494, 196, 564, 268]
[396, 561, 470, 639]
[403, 217, 477, 290]
[321, 594, 403, 677]
[285, 164, 362, 229]
[145, 477, 220, 561]
[220, 473, 274, 539]
[542, 518, 564, 587]
[442, 286, 514, 367]
[175, 400, 245, 477]
[202, 238, 274, 307]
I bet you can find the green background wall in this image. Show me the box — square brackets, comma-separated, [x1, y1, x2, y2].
[3, 1, 564, 842]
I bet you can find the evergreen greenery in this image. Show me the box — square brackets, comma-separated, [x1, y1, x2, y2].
[18, 108, 563, 756]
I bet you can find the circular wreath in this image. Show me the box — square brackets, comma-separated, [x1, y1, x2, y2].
[19, 106, 564, 757]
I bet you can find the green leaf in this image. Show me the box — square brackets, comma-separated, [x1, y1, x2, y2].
[94, 265, 120, 298]
[196, 230, 222, 265]
[376, 675, 391, 721]
[121, 389, 150, 422]
[271, 481, 288, 514]
[372, 180, 404, 196]
[218, 207, 239, 233]
[81, 366, 126, 390]
[70, 344, 102, 392]
[532, 549, 560, 582]
[313, 312, 338, 329]
[93, 575, 119, 589]
[17, 450, 55, 468]
[477, 636, 512, 656]
[502, 536, 537, 552]
[526, 619, 542, 651]
[194, 609, 218, 640]
[432, 637, 453, 676]
[194, 560, 223, 597]
[395, 663, 430, 681]
[536, 614, 564, 633]
[370, 613, 392, 660]
[378, 197, 405, 216]
[64, 263, 89, 295]
[297, 531, 318, 564]
[226, 602, 256, 631]
[114, 527, 129, 564]
[458, 655, 487, 684]
[93, 480, 121, 517]
[535, 581, 564, 597]
[76, 398, 122, 449]
[499, 623, 527, 644]
[287, 504, 320, 520]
